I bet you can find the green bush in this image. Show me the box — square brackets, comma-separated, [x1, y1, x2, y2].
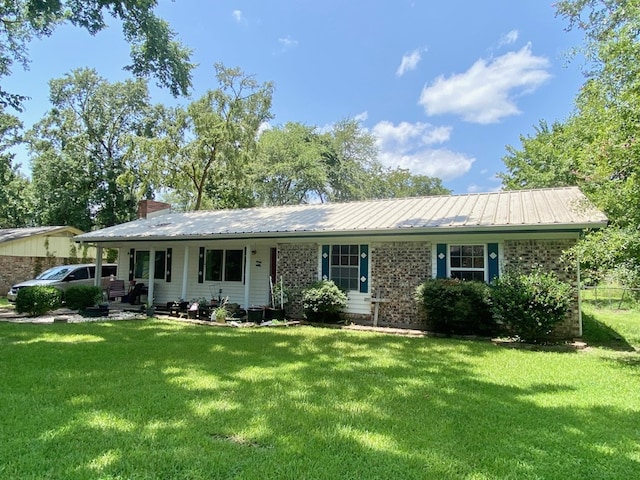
[64, 285, 103, 311]
[491, 267, 573, 342]
[414, 278, 495, 335]
[15, 286, 62, 317]
[301, 280, 348, 323]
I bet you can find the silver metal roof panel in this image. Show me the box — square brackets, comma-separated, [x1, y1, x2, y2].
[75, 187, 608, 242]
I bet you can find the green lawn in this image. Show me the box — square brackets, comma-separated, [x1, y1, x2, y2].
[1, 310, 639, 479]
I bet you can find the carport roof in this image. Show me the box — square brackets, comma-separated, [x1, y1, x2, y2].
[75, 187, 608, 243]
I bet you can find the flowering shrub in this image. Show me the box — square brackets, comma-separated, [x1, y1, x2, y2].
[301, 280, 348, 322]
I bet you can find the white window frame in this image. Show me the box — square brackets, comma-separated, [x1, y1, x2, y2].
[329, 244, 361, 292]
[448, 244, 487, 281]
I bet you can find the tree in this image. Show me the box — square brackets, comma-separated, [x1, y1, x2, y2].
[0, 108, 33, 226]
[366, 166, 451, 198]
[254, 122, 327, 205]
[0, 0, 194, 111]
[499, 120, 584, 190]
[146, 63, 274, 211]
[253, 118, 450, 206]
[500, 0, 640, 287]
[28, 68, 154, 230]
[319, 118, 378, 202]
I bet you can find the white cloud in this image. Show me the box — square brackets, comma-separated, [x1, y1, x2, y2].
[257, 121, 272, 137]
[372, 120, 474, 180]
[498, 30, 519, 48]
[418, 43, 551, 124]
[378, 149, 475, 181]
[354, 111, 368, 122]
[278, 36, 299, 49]
[396, 48, 426, 77]
[373, 120, 451, 148]
[232, 10, 244, 23]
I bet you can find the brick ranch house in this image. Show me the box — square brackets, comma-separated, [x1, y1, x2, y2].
[76, 187, 607, 337]
[0, 226, 94, 296]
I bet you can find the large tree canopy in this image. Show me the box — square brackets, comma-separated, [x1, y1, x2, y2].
[253, 119, 450, 206]
[144, 63, 274, 211]
[28, 68, 155, 230]
[0, 108, 32, 227]
[501, 0, 640, 286]
[0, 0, 194, 110]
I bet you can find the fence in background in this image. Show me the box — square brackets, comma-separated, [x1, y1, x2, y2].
[581, 286, 640, 310]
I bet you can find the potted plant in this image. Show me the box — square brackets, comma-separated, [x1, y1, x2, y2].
[212, 306, 228, 323]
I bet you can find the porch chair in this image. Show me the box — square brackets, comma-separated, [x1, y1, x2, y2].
[107, 279, 126, 302]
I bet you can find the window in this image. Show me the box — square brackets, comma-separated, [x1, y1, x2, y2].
[70, 267, 89, 280]
[134, 251, 166, 280]
[205, 249, 244, 282]
[330, 244, 360, 291]
[449, 245, 485, 281]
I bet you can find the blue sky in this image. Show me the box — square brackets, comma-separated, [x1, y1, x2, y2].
[5, 0, 586, 194]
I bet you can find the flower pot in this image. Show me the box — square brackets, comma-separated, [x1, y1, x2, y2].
[265, 307, 285, 321]
[247, 307, 264, 323]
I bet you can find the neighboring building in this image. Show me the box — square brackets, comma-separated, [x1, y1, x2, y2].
[75, 187, 608, 337]
[0, 226, 94, 296]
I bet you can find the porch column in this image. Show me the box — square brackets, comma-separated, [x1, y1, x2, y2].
[244, 245, 252, 309]
[181, 245, 189, 300]
[148, 247, 156, 306]
[94, 246, 103, 287]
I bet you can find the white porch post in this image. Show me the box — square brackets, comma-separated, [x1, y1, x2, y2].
[94, 246, 103, 287]
[148, 247, 156, 306]
[244, 246, 252, 309]
[181, 245, 189, 300]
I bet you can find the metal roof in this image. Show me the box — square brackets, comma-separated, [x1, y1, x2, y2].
[0, 226, 83, 245]
[75, 187, 608, 243]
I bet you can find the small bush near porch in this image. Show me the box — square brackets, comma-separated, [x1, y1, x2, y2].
[0, 314, 638, 479]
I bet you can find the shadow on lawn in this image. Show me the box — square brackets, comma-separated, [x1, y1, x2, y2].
[1, 320, 639, 479]
[581, 311, 636, 352]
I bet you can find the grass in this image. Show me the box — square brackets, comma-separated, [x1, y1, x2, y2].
[1, 312, 639, 479]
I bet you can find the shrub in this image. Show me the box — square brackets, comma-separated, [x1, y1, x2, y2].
[414, 278, 495, 335]
[64, 285, 103, 311]
[301, 280, 348, 323]
[15, 286, 62, 317]
[491, 267, 573, 342]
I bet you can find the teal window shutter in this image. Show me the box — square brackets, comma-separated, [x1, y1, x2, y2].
[166, 248, 172, 283]
[436, 244, 447, 278]
[321, 245, 329, 280]
[488, 243, 499, 281]
[128, 248, 135, 281]
[198, 247, 204, 284]
[359, 245, 368, 293]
